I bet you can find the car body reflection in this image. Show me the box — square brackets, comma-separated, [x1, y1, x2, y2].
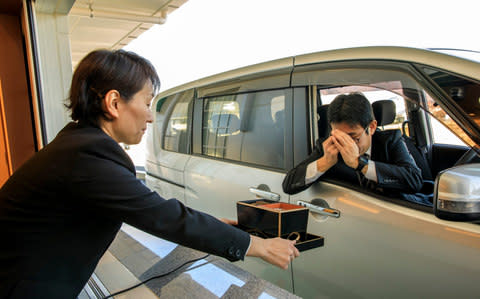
[87, 224, 300, 298]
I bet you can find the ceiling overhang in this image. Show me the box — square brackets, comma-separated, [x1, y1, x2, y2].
[68, 0, 187, 66]
[37, 0, 187, 67]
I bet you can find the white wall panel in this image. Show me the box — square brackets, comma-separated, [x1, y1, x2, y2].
[35, 11, 72, 142]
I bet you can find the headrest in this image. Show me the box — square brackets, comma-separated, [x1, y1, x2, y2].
[372, 100, 396, 126]
[210, 114, 240, 134]
[317, 104, 330, 139]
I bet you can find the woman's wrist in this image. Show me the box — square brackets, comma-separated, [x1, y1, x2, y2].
[246, 235, 266, 258]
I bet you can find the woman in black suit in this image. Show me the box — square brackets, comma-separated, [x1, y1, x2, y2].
[0, 49, 299, 298]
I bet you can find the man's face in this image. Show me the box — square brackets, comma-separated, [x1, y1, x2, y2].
[330, 121, 377, 155]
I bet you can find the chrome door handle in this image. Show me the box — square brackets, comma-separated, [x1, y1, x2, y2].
[249, 187, 280, 201]
[297, 200, 341, 218]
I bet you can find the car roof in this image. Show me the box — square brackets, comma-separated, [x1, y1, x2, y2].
[156, 46, 480, 99]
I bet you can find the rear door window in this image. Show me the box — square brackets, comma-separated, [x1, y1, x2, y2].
[202, 89, 288, 169]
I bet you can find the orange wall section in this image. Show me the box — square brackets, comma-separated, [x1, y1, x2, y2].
[0, 13, 36, 175]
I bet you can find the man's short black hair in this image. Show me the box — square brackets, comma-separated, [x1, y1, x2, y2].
[327, 92, 375, 128]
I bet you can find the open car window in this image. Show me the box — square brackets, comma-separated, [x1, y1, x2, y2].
[301, 62, 480, 210]
[319, 86, 407, 131]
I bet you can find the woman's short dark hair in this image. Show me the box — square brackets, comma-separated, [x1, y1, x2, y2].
[67, 49, 160, 126]
[327, 92, 375, 128]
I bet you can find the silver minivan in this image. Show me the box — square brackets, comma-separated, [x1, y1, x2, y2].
[145, 46, 480, 298]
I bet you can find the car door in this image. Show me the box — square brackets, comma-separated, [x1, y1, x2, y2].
[145, 90, 194, 204]
[183, 88, 299, 292]
[289, 61, 480, 299]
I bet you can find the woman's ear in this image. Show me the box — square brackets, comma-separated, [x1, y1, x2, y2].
[102, 90, 121, 119]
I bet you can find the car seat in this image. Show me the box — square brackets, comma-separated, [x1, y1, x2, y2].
[317, 104, 330, 140]
[210, 113, 240, 135]
[372, 100, 396, 129]
[372, 100, 432, 178]
[372, 100, 434, 206]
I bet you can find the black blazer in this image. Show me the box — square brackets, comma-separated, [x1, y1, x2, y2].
[0, 122, 250, 299]
[282, 129, 423, 195]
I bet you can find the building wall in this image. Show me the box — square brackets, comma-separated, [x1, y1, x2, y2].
[34, 11, 72, 142]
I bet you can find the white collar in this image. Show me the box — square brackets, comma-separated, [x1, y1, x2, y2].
[365, 146, 372, 158]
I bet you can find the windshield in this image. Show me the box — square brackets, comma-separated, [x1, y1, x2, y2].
[428, 48, 480, 64]
[420, 66, 480, 146]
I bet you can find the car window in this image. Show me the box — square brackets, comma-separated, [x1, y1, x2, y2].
[424, 92, 471, 146]
[421, 67, 480, 147]
[292, 65, 450, 207]
[202, 89, 286, 169]
[163, 91, 194, 154]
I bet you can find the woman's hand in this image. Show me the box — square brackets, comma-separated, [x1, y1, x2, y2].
[219, 218, 238, 225]
[246, 235, 300, 269]
[218, 218, 300, 269]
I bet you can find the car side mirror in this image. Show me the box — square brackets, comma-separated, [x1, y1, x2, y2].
[434, 163, 480, 221]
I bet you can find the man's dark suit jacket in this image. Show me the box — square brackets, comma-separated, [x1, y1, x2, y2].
[0, 122, 250, 299]
[282, 129, 423, 195]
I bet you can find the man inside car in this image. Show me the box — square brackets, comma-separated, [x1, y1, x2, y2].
[282, 92, 423, 199]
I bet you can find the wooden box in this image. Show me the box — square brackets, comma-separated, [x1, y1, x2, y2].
[236, 199, 324, 251]
[237, 199, 309, 238]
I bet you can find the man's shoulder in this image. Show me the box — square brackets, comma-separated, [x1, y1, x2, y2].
[373, 129, 402, 143]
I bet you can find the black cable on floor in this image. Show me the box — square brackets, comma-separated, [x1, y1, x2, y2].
[101, 253, 210, 299]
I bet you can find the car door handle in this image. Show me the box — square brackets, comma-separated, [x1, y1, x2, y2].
[297, 200, 341, 218]
[249, 187, 280, 201]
